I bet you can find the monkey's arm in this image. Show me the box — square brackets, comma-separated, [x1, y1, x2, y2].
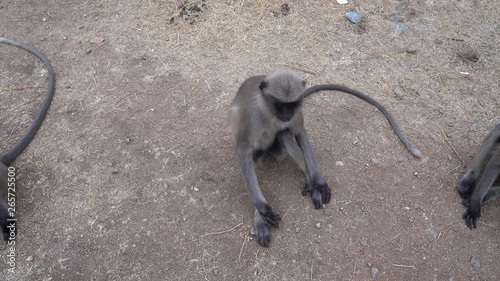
[463, 149, 500, 229]
[236, 149, 281, 247]
[279, 132, 311, 184]
[294, 129, 331, 209]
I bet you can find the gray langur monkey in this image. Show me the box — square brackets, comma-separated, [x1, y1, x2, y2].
[229, 70, 424, 247]
[0, 37, 56, 241]
[457, 124, 500, 229]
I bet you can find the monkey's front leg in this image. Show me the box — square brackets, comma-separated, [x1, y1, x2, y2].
[237, 149, 281, 247]
[463, 155, 500, 229]
[295, 130, 331, 209]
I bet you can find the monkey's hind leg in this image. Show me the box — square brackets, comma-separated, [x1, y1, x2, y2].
[237, 149, 281, 247]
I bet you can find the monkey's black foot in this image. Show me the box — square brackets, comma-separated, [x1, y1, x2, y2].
[253, 205, 281, 247]
[463, 205, 481, 229]
[302, 179, 331, 209]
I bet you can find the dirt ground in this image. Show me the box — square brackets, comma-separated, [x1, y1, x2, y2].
[0, 0, 499, 280]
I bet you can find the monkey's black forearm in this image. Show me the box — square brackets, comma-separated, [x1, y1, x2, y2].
[295, 130, 331, 208]
[303, 84, 424, 159]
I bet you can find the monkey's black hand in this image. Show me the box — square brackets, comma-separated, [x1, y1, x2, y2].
[254, 204, 281, 247]
[463, 205, 481, 229]
[302, 178, 331, 209]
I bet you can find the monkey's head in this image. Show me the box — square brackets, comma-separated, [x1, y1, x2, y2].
[259, 71, 306, 122]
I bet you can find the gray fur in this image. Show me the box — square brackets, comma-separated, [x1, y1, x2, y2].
[229, 71, 329, 247]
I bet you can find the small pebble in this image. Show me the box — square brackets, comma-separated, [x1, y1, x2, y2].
[470, 256, 480, 268]
[213, 268, 220, 275]
[193, 187, 200, 192]
[360, 239, 368, 247]
[42, 17, 47, 22]
[393, 85, 403, 96]
[408, 217, 415, 223]
[389, 15, 404, 22]
[315, 222, 321, 229]
[125, 136, 132, 144]
[406, 47, 417, 54]
[90, 36, 104, 44]
[397, 156, 406, 163]
[26, 255, 34, 262]
[15, 21, 26, 27]
[389, 23, 408, 34]
[471, 123, 480, 131]
[428, 228, 438, 239]
[371, 267, 379, 278]
[415, 23, 426, 30]
[352, 137, 359, 145]
[346, 12, 362, 24]
[85, 48, 93, 54]
[336, 0, 348, 4]
[335, 161, 344, 166]
[371, 158, 382, 165]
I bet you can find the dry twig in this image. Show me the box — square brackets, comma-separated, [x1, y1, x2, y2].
[439, 127, 466, 167]
[201, 223, 243, 237]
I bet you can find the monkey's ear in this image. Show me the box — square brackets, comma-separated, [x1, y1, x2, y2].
[259, 81, 268, 91]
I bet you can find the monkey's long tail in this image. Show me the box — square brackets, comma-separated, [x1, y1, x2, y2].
[303, 84, 425, 159]
[0, 37, 55, 165]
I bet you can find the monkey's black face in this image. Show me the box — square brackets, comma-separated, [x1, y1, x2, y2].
[273, 101, 301, 122]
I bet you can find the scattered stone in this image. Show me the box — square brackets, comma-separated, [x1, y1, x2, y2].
[371, 267, 379, 278]
[97, 191, 105, 198]
[85, 48, 93, 54]
[403, 206, 410, 211]
[428, 228, 438, 239]
[371, 158, 382, 165]
[406, 46, 417, 54]
[315, 222, 321, 229]
[389, 23, 408, 35]
[471, 122, 480, 131]
[415, 23, 426, 30]
[456, 44, 480, 63]
[393, 85, 403, 96]
[42, 17, 47, 22]
[213, 268, 220, 275]
[360, 238, 368, 247]
[193, 187, 200, 192]
[280, 3, 290, 16]
[408, 217, 415, 223]
[335, 161, 344, 166]
[26, 255, 34, 262]
[346, 12, 362, 24]
[470, 256, 480, 268]
[352, 137, 359, 145]
[389, 15, 404, 22]
[336, 0, 348, 4]
[15, 21, 26, 27]
[397, 157, 406, 163]
[90, 36, 105, 44]
[414, 203, 421, 210]
[449, 277, 455, 281]
[125, 136, 132, 144]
